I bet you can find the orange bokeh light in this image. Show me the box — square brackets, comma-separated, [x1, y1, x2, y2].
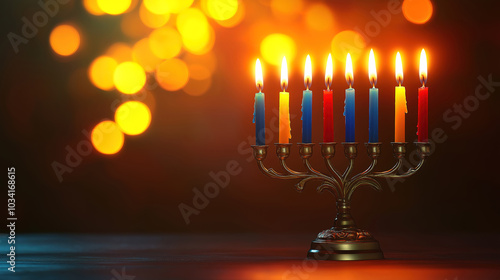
[50, 24, 81, 56]
[402, 0, 433, 24]
[91, 121, 124, 155]
[156, 58, 190, 91]
[89, 56, 117, 91]
[106, 43, 133, 63]
[331, 30, 366, 63]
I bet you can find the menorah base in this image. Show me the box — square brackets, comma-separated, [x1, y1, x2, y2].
[307, 228, 384, 261]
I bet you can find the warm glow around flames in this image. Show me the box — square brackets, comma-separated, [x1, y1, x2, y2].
[255, 59, 263, 92]
[304, 55, 312, 90]
[345, 53, 353, 87]
[395, 52, 404, 86]
[369, 49, 377, 87]
[420, 49, 427, 86]
[325, 53, 333, 89]
[281, 57, 288, 91]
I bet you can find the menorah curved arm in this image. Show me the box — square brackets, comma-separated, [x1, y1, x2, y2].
[346, 177, 383, 201]
[369, 159, 402, 177]
[324, 157, 343, 185]
[351, 159, 378, 182]
[256, 160, 304, 180]
[253, 142, 431, 204]
[253, 144, 342, 196]
[298, 144, 342, 193]
[375, 157, 426, 178]
[303, 158, 340, 189]
[316, 182, 341, 198]
[346, 159, 378, 195]
[368, 142, 431, 179]
[342, 158, 355, 184]
[295, 178, 340, 198]
[279, 158, 307, 176]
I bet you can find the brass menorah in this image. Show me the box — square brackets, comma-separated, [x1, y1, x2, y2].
[252, 141, 431, 261]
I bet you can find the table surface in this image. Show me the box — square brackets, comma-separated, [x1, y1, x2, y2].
[1, 232, 500, 280]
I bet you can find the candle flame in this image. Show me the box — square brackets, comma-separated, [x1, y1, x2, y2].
[325, 53, 333, 90]
[281, 56, 288, 91]
[345, 53, 353, 88]
[419, 49, 427, 87]
[369, 49, 377, 87]
[395, 52, 403, 86]
[304, 54, 312, 90]
[255, 58, 263, 92]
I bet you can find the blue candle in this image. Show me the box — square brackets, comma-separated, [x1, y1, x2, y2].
[368, 49, 379, 143]
[302, 55, 313, 143]
[302, 90, 312, 143]
[368, 88, 379, 142]
[344, 53, 355, 142]
[254, 59, 265, 145]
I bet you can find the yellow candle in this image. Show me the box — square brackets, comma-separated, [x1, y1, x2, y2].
[279, 57, 291, 143]
[395, 52, 407, 142]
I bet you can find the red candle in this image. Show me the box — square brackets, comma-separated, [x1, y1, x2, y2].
[418, 49, 428, 142]
[323, 54, 334, 142]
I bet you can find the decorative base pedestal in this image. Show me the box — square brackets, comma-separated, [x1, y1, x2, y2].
[307, 228, 384, 261]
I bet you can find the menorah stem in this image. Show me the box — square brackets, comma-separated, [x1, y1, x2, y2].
[334, 199, 356, 229]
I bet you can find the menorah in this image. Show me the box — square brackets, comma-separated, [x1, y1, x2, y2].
[252, 141, 431, 261]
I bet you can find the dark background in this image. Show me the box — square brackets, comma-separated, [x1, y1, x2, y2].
[0, 0, 499, 236]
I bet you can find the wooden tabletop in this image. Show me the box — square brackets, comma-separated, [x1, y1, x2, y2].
[1, 232, 500, 279]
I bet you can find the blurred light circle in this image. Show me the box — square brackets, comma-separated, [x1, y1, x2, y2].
[126, 0, 140, 12]
[91, 121, 124, 155]
[144, 0, 193, 14]
[331, 30, 366, 63]
[156, 58, 189, 91]
[89, 56, 118, 91]
[97, 0, 131, 15]
[106, 43, 133, 62]
[165, 0, 194, 13]
[213, 0, 245, 28]
[177, 8, 213, 55]
[132, 38, 162, 72]
[270, 0, 302, 16]
[183, 77, 212, 96]
[206, 0, 238, 21]
[176, 8, 209, 34]
[83, 0, 104, 15]
[139, 3, 170, 28]
[121, 11, 151, 39]
[113, 61, 146, 94]
[184, 52, 217, 74]
[260, 33, 296, 66]
[184, 64, 212, 96]
[402, 0, 433, 24]
[50, 24, 80, 56]
[143, 0, 170, 14]
[149, 27, 182, 59]
[182, 25, 214, 55]
[114, 101, 152, 135]
[305, 3, 334, 31]
[188, 64, 211, 80]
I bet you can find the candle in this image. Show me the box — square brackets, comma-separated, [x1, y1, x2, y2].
[254, 59, 265, 145]
[418, 49, 428, 142]
[279, 57, 291, 143]
[323, 54, 334, 142]
[344, 53, 355, 142]
[368, 49, 379, 143]
[394, 52, 407, 142]
[302, 55, 313, 143]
